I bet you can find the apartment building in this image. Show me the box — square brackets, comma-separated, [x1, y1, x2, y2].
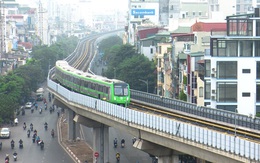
[204, 8, 260, 116]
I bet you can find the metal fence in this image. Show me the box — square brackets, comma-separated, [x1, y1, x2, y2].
[48, 78, 260, 162]
[131, 90, 260, 131]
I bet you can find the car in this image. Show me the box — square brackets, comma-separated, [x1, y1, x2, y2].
[25, 102, 33, 109]
[0, 128, 10, 138]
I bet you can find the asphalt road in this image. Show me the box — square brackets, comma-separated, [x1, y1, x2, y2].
[0, 99, 74, 163]
[82, 125, 153, 163]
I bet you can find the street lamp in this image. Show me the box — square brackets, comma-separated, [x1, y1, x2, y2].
[139, 79, 148, 93]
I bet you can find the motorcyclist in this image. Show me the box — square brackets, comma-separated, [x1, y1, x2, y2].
[36, 135, 40, 144]
[5, 154, 9, 162]
[51, 129, 54, 137]
[44, 122, 48, 130]
[114, 138, 118, 148]
[13, 151, 17, 161]
[11, 139, 15, 148]
[116, 152, 120, 161]
[14, 118, 18, 125]
[132, 137, 136, 144]
[23, 122, 26, 130]
[27, 129, 30, 137]
[121, 139, 125, 145]
[40, 140, 44, 149]
[39, 108, 42, 114]
[30, 123, 33, 131]
[19, 139, 23, 148]
[0, 141, 2, 150]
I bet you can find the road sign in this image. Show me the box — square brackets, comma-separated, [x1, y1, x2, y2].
[94, 152, 99, 158]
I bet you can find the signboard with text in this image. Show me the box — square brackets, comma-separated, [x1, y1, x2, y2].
[131, 9, 155, 16]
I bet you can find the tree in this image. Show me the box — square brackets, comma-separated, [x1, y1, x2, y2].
[103, 44, 156, 93]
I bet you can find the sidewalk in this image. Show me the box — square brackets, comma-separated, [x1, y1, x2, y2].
[58, 112, 93, 163]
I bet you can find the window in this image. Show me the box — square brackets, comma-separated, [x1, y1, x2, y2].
[199, 11, 202, 16]
[217, 82, 237, 102]
[240, 41, 253, 57]
[242, 92, 250, 97]
[256, 84, 260, 102]
[205, 60, 211, 77]
[205, 82, 211, 99]
[193, 12, 195, 16]
[242, 69, 250, 73]
[217, 61, 237, 79]
[257, 62, 260, 79]
[199, 87, 203, 97]
[150, 48, 153, 54]
[211, 5, 214, 11]
[114, 84, 128, 96]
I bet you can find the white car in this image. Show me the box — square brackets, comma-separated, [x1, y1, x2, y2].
[0, 128, 11, 138]
[25, 102, 33, 109]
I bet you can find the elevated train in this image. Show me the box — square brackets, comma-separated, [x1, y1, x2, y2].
[54, 60, 130, 106]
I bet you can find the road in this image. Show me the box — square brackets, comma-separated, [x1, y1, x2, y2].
[82, 126, 153, 163]
[0, 99, 74, 163]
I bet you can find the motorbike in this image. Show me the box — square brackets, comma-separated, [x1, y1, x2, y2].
[116, 153, 120, 163]
[40, 142, 44, 149]
[13, 154, 17, 161]
[44, 125, 48, 130]
[14, 118, 18, 126]
[31, 109, 34, 113]
[5, 158, 9, 163]
[27, 131, 30, 138]
[19, 143, 23, 149]
[51, 131, 54, 138]
[0, 142, 2, 150]
[39, 109, 42, 114]
[114, 142, 117, 148]
[30, 126, 33, 131]
[11, 142, 14, 149]
[121, 139, 125, 148]
[23, 125, 26, 130]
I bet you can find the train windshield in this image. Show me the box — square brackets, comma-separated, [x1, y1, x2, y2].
[114, 83, 128, 96]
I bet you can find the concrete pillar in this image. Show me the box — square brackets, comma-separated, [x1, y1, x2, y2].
[158, 155, 179, 163]
[93, 124, 109, 163]
[134, 139, 180, 163]
[67, 109, 76, 140]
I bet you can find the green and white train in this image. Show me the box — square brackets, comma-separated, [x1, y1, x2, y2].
[55, 60, 130, 106]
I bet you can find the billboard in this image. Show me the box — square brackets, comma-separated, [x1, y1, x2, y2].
[131, 9, 155, 16]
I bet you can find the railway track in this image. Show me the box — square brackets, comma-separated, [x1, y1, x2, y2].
[130, 99, 260, 143]
[53, 31, 260, 144]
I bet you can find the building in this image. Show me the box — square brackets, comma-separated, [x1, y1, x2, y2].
[204, 8, 260, 117]
[127, 0, 160, 45]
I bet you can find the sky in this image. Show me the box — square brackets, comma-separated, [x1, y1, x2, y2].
[16, 0, 128, 12]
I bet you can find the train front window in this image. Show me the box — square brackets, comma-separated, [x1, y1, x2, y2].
[114, 84, 128, 96]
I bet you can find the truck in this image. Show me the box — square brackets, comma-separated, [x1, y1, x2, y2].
[36, 88, 44, 101]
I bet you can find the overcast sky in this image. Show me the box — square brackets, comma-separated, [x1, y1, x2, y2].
[16, 0, 128, 12]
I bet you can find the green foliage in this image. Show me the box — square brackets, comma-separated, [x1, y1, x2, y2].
[179, 89, 187, 101]
[0, 36, 78, 125]
[183, 75, 187, 85]
[98, 36, 123, 53]
[103, 43, 156, 93]
[256, 112, 260, 117]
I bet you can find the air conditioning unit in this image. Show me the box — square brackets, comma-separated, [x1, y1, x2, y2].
[211, 95, 216, 100]
[212, 89, 216, 94]
[211, 73, 215, 78]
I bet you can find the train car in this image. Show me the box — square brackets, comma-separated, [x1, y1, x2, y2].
[55, 60, 130, 106]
